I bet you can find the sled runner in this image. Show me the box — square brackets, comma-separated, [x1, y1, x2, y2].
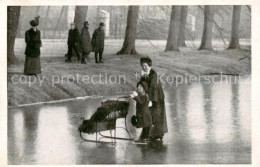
[132, 141, 148, 145]
[78, 96, 133, 143]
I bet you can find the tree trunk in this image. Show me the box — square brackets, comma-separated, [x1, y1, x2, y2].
[43, 6, 50, 38]
[64, 7, 69, 30]
[74, 6, 88, 31]
[53, 6, 66, 38]
[34, 6, 40, 16]
[117, 6, 139, 55]
[44, 6, 50, 24]
[165, 6, 182, 52]
[198, 6, 215, 50]
[96, 6, 101, 24]
[7, 6, 21, 65]
[115, 16, 118, 39]
[228, 5, 241, 49]
[178, 6, 188, 47]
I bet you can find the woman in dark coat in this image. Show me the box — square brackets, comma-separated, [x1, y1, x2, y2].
[80, 21, 92, 64]
[24, 16, 42, 75]
[140, 57, 168, 141]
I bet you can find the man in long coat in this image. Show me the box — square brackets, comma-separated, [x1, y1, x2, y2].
[92, 22, 105, 63]
[80, 21, 92, 64]
[24, 16, 42, 75]
[66, 23, 81, 62]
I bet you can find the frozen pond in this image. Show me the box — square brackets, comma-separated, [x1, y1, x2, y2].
[8, 78, 251, 164]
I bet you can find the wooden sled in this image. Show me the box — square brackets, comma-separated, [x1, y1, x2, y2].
[78, 96, 133, 143]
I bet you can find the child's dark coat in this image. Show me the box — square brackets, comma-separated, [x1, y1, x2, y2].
[134, 94, 152, 128]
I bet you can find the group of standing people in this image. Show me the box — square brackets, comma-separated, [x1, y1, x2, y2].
[130, 57, 168, 143]
[66, 21, 105, 64]
[23, 16, 106, 75]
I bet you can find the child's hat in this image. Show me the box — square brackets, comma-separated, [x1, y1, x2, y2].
[137, 81, 149, 93]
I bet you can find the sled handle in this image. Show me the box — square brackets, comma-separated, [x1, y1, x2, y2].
[117, 96, 130, 101]
[117, 95, 130, 99]
[117, 96, 131, 105]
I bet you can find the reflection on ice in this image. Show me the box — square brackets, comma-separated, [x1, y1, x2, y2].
[36, 107, 76, 164]
[187, 84, 207, 143]
[8, 78, 251, 164]
[212, 83, 233, 143]
[13, 112, 25, 161]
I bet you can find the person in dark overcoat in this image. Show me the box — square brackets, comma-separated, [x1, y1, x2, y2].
[140, 57, 168, 141]
[80, 21, 92, 64]
[66, 23, 81, 62]
[24, 16, 42, 75]
[130, 80, 153, 142]
[92, 22, 105, 63]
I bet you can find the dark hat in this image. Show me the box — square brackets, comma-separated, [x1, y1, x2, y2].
[140, 56, 152, 66]
[137, 80, 149, 93]
[30, 16, 40, 27]
[99, 22, 105, 26]
[84, 21, 89, 26]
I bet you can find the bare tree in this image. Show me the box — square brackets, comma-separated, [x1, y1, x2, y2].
[7, 6, 21, 64]
[53, 6, 66, 38]
[44, 6, 50, 25]
[43, 6, 50, 38]
[96, 6, 101, 24]
[178, 6, 188, 47]
[165, 6, 182, 52]
[74, 6, 88, 31]
[246, 5, 251, 12]
[35, 6, 41, 15]
[117, 6, 139, 55]
[228, 5, 241, 49]
[198, 6, 215, 50]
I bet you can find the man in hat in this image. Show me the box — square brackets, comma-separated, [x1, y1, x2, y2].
[80, 21, 92, 64]
[24, 16, 42, 75]
[66, 23, 81, 62]
[92, 22, 105, 63]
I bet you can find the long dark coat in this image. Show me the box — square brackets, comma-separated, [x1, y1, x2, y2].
[80, 26, 92, 53]
[24, 28, 42, 75]
[141, 69, 168, 138]
[67, 28, 80, 45]
[134, 94, 152, 128]
[91, 27, 105, 52]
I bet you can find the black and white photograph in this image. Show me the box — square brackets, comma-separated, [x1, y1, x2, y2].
[2, 1, 259, 165]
